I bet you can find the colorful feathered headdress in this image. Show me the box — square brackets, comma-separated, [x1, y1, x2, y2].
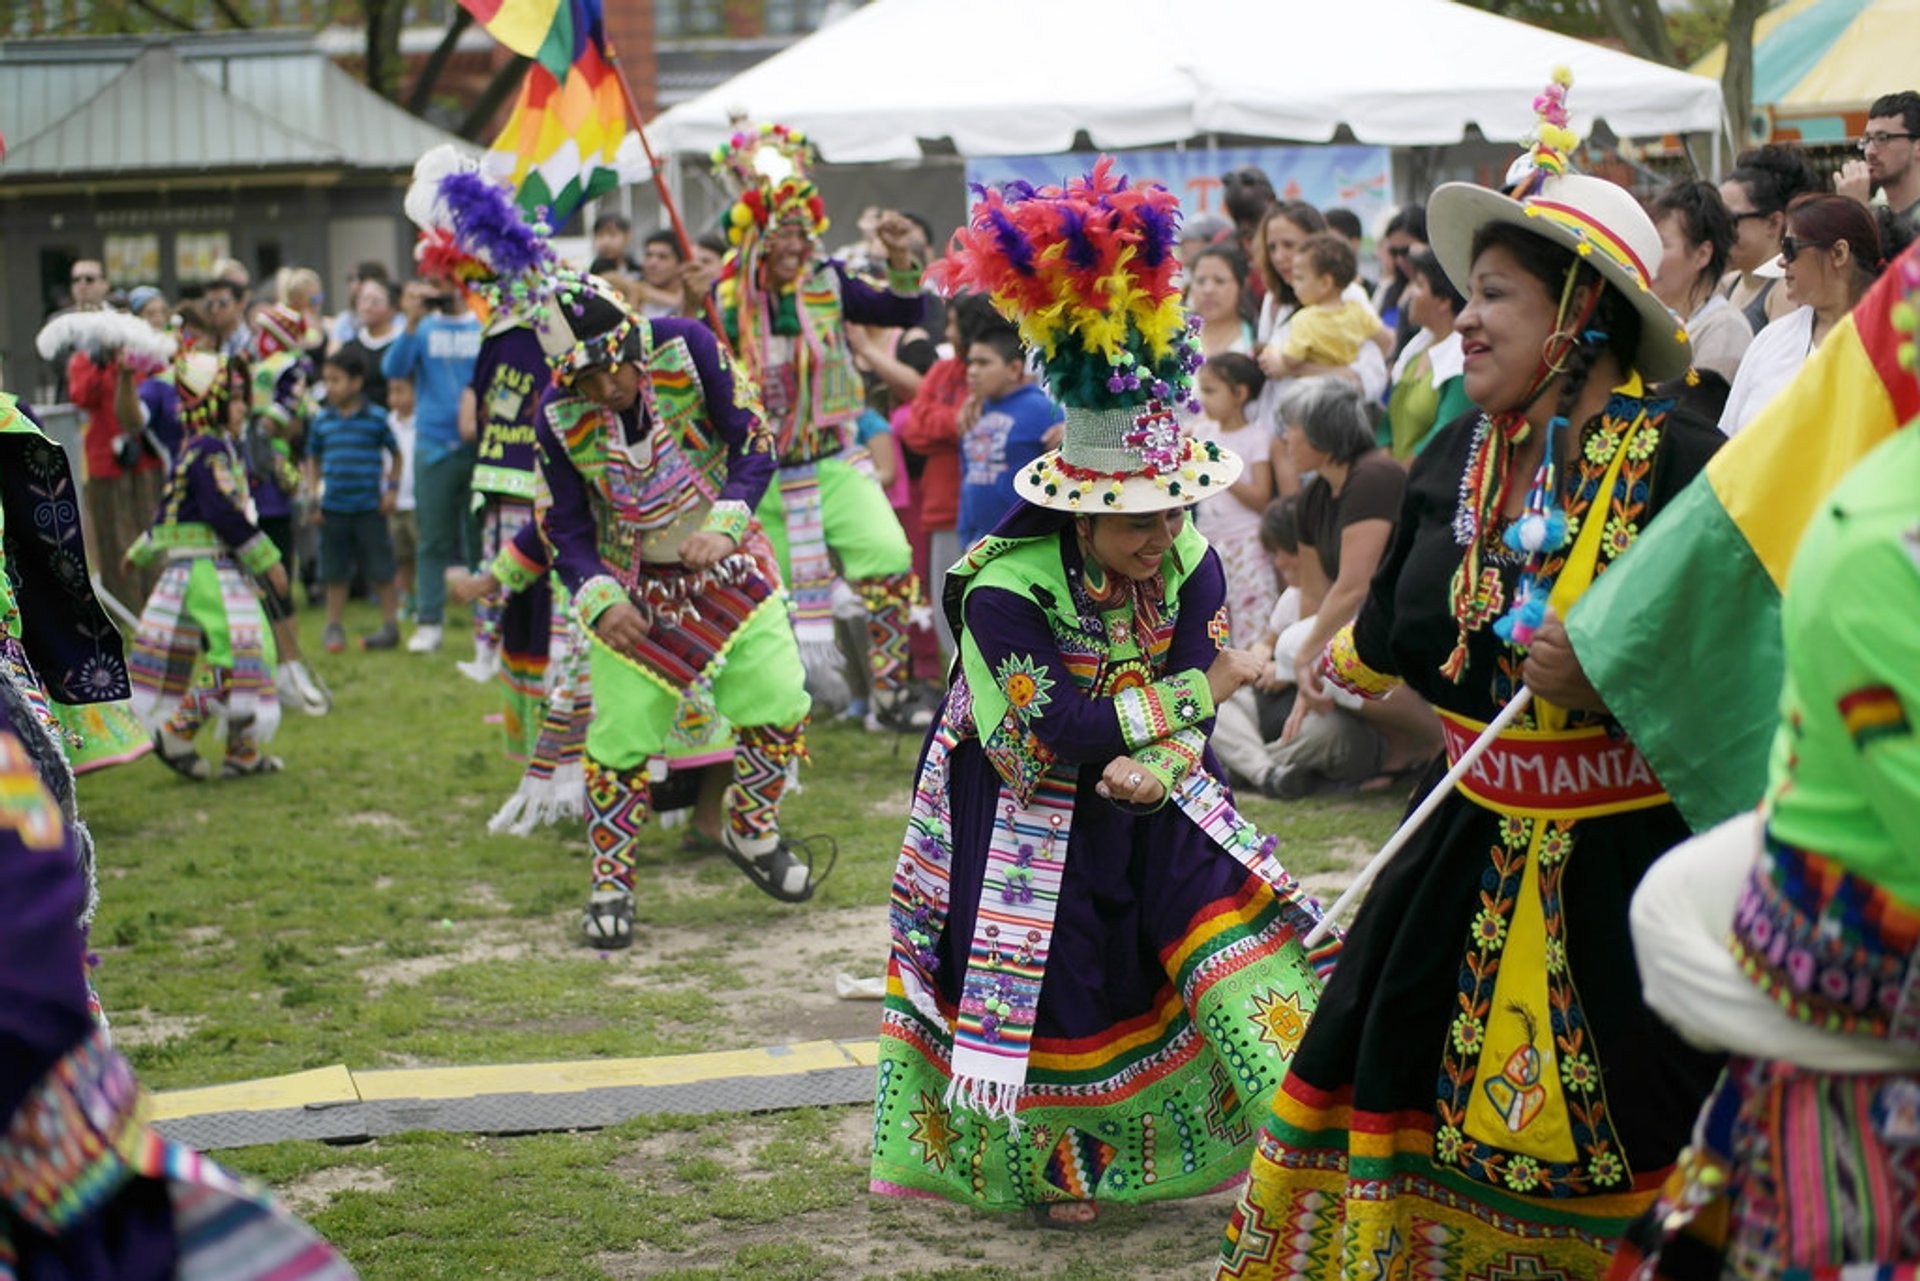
[711, 123, 828, 247]
[403, 145, 560, 325]
[933, 158, 1239, 514]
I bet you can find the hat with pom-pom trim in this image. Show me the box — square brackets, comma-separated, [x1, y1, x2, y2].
[935, 158, 1241, 514]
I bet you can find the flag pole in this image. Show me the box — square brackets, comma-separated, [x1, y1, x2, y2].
[1303, 687, 1533, 947]
[600, 42, 730, 343]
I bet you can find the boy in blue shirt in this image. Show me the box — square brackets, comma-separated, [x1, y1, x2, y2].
[956, 323, 1063, 549]
[381, 278, 482, 652]
[307, 349, 403, 652]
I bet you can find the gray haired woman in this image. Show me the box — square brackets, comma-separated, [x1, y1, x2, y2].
[1274, 379, 1432, 766]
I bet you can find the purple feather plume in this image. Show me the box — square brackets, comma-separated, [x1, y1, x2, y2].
[986, 204, 1037, 277]
[440, 171, 552, 277]
[1135, 200, 1177, 269]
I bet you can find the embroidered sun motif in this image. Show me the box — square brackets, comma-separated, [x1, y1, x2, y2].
[993, 653, 1055, 720]
[906, 1090, 959, 1173]
[1249, 987, 1310, 1055]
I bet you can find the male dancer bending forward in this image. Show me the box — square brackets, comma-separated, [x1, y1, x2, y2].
[507, 272, 814, 947]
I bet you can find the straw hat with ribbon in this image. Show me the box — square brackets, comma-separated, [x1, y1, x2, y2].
[1426, 68, 1692, 384]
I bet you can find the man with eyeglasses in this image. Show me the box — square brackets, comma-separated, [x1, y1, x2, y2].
[1835, 90, 1920, 226]
[67, 260, 110, 310]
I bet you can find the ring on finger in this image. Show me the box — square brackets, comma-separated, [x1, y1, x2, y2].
[1125, 771, 1143, 788]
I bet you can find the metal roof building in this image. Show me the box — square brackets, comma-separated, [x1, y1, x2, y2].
[0, 31, 462, 399]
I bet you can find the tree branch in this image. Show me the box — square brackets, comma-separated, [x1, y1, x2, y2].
[210, 0, 252, 26]
[126, 0, 196, 30]
[458, 54, 532, 141]
[407, 9, 475, 114]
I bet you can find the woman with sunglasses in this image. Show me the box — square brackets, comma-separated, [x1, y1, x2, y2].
[1720, 193, 1916, 435]
[1717, 144, 1821, 334]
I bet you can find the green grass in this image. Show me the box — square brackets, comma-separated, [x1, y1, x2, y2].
[79, 600, 1401, 1277]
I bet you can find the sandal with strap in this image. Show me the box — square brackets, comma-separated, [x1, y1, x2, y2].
[221, 754, 284, 779]
[153, 730, 210, 782]
[721, 831, 838, 903]
[581, 891, 635, 949]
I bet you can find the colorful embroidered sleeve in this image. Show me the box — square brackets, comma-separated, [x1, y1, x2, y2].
[186, 452, 280, 573]
[959, 547, 1229, 765]
[1113, 671, 1214, 750]
[0, 725, 94, 1117]
[491, 514, 551, 596]
[531, 392, 616, 599]
[834, 260, 927, 327]
[1323, 624, 1399, 701]
[573, 575, 629, 630]
[1132, 727, 1208, 803]
[700, 499, 752, 545]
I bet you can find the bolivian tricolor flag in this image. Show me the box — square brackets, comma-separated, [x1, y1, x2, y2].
[1565, 241, 1920, 831]
[460, 0, 645, 229]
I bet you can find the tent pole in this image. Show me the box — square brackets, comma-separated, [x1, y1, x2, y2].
[603, 42, 729, 345]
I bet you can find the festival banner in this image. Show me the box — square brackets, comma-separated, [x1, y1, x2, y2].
[965, 146, 1394, 236]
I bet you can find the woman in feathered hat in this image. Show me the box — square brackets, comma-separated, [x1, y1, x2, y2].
[870, 160, 1332, 1225]
[1217, 72, 1729, 1279]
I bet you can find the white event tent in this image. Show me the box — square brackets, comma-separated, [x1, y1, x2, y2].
[649, 0, 1728, 162]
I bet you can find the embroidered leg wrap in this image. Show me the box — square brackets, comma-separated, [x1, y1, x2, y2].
[226, 719, 262, 768]
[857, 573, 918, 700]
[727, 723, 805, 844]
[164, 665, 229, 740]
[585, 755, 649, 894]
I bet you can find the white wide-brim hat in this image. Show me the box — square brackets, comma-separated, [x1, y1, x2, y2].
[1428, 172, 1692, 383]
[1012, 404, 1244, 514]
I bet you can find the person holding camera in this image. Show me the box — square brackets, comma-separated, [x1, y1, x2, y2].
[382, 277, 482, 653]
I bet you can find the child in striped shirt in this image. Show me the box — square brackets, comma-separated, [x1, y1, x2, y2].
[307, 349, 403, 651]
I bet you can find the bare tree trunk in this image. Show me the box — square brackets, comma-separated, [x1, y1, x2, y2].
[363, 0, 409, 101]
[458, 54, 532, 142]
[1721, 0, 1766, 152]
[1593, 0, 1678, 64]
[407, 9, 475, 114]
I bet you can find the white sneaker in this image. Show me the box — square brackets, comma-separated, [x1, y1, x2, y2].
[406, 624, 444, 654]
[455, 641, 501, 684]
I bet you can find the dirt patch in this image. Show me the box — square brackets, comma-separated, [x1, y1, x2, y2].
[109, 1009, 205, 1048]
[343, 811, 415, 837]
[619, 905, 889, 1043]
[461, 881, 510, 912]
[866, 791, 912, 817]
[280, 1164, 395, 1216]
[598, 1105, 1234, 1279]
[356, 932, 532, 996]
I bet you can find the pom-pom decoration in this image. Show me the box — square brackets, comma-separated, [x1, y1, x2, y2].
[36, 310, 178, 376]
[930, 157, 1192, 411]
[1510, 67, 1581, 200]
[711, 124, 829, 248]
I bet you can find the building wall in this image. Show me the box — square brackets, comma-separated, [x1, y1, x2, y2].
[0, 178, 414, 402]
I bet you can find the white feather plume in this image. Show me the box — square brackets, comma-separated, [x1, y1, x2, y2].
[36, 310, 178, 372]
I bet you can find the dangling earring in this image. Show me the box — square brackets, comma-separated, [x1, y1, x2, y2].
[1540, 329, 1578, 376]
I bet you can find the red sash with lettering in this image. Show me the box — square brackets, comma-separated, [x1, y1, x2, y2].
[1437, 709, 1670, 820]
